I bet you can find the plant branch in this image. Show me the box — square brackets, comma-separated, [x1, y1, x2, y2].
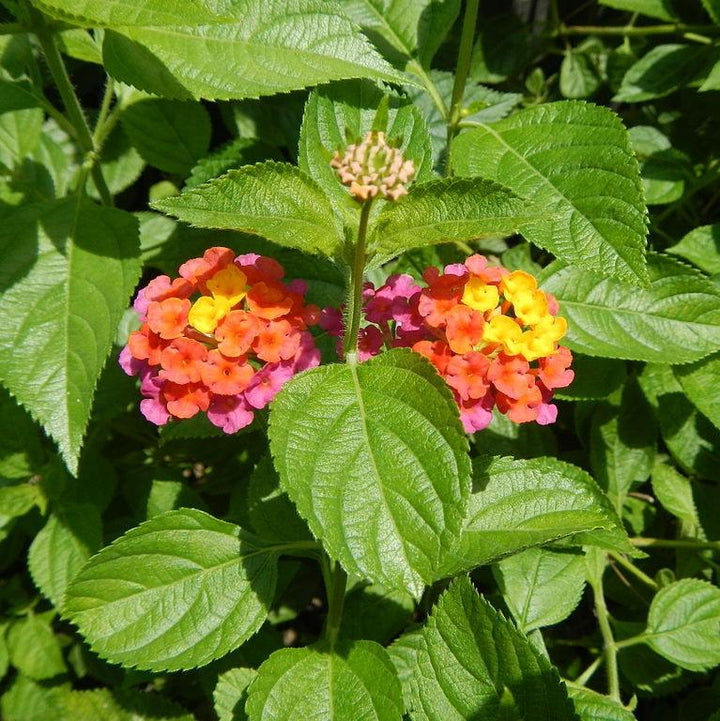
[323, 560, 347, 648]
[573, 655, 603, 687]
[343, 200, 373, 361]
[446, 0, 479, 175]
[555, 23, 720, 38]
[408, 60, 449, 121]
[590, 563, 621, 702]
[615, 634, 649, 651]
[32, 13, 113, 206]
[0, 22, 26, 35]
[631, 537, 720, 551]
[609, 552, 659, 591]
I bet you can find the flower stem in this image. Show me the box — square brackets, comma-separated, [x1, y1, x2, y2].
[555, 22, 719, 38]
[31, 12, 113, 206]
[323, 559, 347, 648]
[446, 0, 479, 175]
[591, 569, 621, 702]
[631, 537, 720, 550]
[609, 551, 659, 591]
[573, 655, 603, 687]
[343, 200, 373, 362]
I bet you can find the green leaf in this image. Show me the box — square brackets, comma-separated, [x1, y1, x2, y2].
[560, 49, 601, 99]
[28, 503, 102, 609]
[269, 348, 471, 597]
[589, 379, 656, 511]
[443, 456, 631, 575]
[368, 178, 540, 262]
[121, 99, 211, 176]
[639, 364, 720, 482]
[666, 224, 720, 275]
[598, 0, 676, 20]
[703, 0, 720, 24]
[0, 107, 43, 169]
[339, 583, 414, 644]
[0, 199, 141, 474]
[494, 548, 587, 633]
[0, 78, 42, 115]
[64, 508, 278, 671]
[452, 101, 648, 285]
[55, 688, 195, 721]
[152, 162, 342, 259]
[96, 1, 407, 101]
[88, 125, 144, 200]
[186, 137, 279, 188]
[7, 615, 67, 680]
[340, 0, 460, 69]
[0, 483, 43, 524]
[674, 352, 720, 430]
[246, 640, 404, 721]
[555, 355, 627, 401]
[472, 409, 558, 459]
[568, 687, 636, 721]
[539, 254, 720, 364]
[469, 14, 534, 85]
[57, 29, 103, 64]
[0, 625, 7, 682]
[614, 45, 714, 102]
[388, 577, 577, 721]
[650, 458, 702, 536]
[298, 80, 433, 223]
[215, 668, 256, 721]
[0, 676, 66, 721]
[645, 579, 720, 671]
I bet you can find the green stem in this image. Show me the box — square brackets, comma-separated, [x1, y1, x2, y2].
[93, 76, 115, 145]
[32, 16, 113, 206]
[556, 22, 720, 37]
[408, 59, 449, 120]
[574, 655, 603, 687]
[590, 566, 621, 703]
[615, 634, 649, 651]
[323, 560, 347, 648]
[631, 537, 720, 551]
[343, 200, 373, 361]
[0, 22, 27, 35]
[445, 0, 479, 175]
[609, 552, 659, 591]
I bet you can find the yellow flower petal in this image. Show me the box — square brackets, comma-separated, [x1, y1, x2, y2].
[188, 296, 231, 334]
[206, 265, 247, 306]
[462, 277, 500, 312]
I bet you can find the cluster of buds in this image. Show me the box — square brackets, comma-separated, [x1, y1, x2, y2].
[119, 247, 321, 433]
[321, 255, 573, 433]
[330, 131, 416, 201]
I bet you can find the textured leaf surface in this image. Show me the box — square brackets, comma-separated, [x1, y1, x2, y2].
[28, 503, 102, 609]
[0, 200, 140, 474]
[246, 640, 403, 721]
[153, 163, 341, 258]
[540, 254, 720, 363]
[94, 0, 406, 100]
[341, 0, 460, 68]
[555, 355, 626, 401]
[215, 668, 256, 721]
[674, 352, 720, 430]
[651, 458, 702, 536]
[614, 45, 711, 102]
[64, 508, 278, 671]
[269, 349, 470, 597]
[666, 224, 720, 275]
[298, 80, 433, 223]
[452, 101, 648, 284]
[121, 99, 211, 175]
[7, 616, 66, 680]
[569, 688, 636, 721]
[494, 548, 586, 632]
[444, 456, 630, 575]
[369, 178, 539, 262]
[388, 577, 576, 721]
[645, 579, 720, 671]
[55, 688, 194, 721]
[0, 78, 42, 114]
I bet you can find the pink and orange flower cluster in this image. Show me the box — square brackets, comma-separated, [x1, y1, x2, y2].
[119, 247, 321, 433]
[321, 254, 574, 433]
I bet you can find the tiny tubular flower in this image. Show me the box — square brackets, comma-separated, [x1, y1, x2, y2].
[120, 248, 322, 433]
[331, 131, 416, 201]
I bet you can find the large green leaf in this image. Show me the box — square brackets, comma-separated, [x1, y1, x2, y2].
[388, 577, 577, 721]
[452, 101, 648, 285]
[666, 224, 720, 275]
[494, 548, 587, 633]
[0, 199, 140, 474]
[674, 352, 720, 430]
[340, 0, 460, 69]
[298, 80, 433, 223]
[246, 640, 404, 721]
[54, 688, 194, 721]
[568, 688, 636, 721]
[539, 254, 720, 364]
[443, 456, 631, 575]
[645, 579, 720, 671]
[614, 45, 713, 103]
[98, 1, 406, 100]
[27, 503, 102, 609]
[6, 616, 67, 680]
[153, 163, 342, 258]
[64, 508, 279, 671]
[269, 349, 471, 597]
[369, 178, 540, 262]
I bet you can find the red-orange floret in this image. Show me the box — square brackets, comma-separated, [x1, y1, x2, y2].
[445, 352, 490, 400]
[487, 353, 532, 399]
[536, 346, 574, 389]
[216, 310, 262, 357]
[162, 381, 210, 419]
[246, 281, 294, 320]
[200, 349, 255, 395]
[412, 340, 453, 375]
[445, 305, 485, 355]
[159, 337, 207, 384]
[127, 326, 167, 366]
[179, 247, 235, 292]
[496, 382, 543, 423]
[417, 272, 465, 329]
[253, 319, 301, 363]
[146, 297, 191, 340]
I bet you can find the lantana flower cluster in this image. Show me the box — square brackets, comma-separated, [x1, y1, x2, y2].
[321, 255, 574, 433]
[119, 247, 321, 433]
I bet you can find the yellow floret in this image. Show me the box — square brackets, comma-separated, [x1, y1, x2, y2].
[188, 296, 232, 334]
[206, 265, 247, 306]
[483, 315, 523, 353]
[512, 288, 549, 326]
[501, 270, 537, 300]
[462, 277, 500, 312]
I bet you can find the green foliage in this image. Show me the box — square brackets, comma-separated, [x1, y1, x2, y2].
[389, 577, 577, 721]
[452, 101, 648, 285]
[270, 349, 470, 596]
[666, 224, 720, 275]
[214, 668, 256, 721]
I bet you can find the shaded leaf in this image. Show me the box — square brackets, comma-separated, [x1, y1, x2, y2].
[666, 224, 720, 275]
[674, 352, 720, 430]
[215, 668, 256, 721]
[7, 615, 66, 680]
